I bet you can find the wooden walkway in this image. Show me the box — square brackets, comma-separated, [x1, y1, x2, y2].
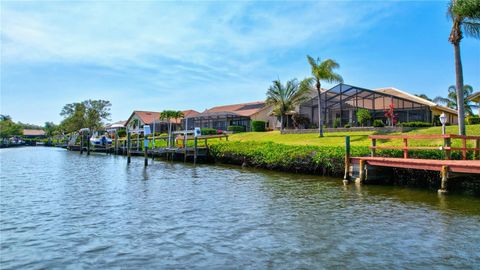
[350, 157, 480, 174]
[345, 134, 480, 193]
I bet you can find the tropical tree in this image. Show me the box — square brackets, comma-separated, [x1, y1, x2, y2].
[305, 55, 343, 137]
[0, 116, 22, 139]
[434, 85, 478, 115]
[44, 122, 58, 138]
[265, 79, 310, 130]
[60, 100, 111, 133]
[448, 0, 480, 135]
[415, 94, 432, 101]
[160, 110, 177, 147]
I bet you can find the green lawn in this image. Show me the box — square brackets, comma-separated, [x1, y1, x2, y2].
[229, 125, 480, 147]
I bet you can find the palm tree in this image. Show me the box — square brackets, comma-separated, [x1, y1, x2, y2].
[160, 110, 177, 147]
[305, 55, 343, 137]
[266, 79, 310, 130]
[448, 0, 480, 135]
[434, 85, 478, 115]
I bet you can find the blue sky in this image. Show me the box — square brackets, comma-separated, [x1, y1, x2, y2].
[1, 1, 479, 126]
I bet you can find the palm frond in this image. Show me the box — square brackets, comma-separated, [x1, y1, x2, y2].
[433, 96, 450, 105]
[306, 55, 318, 69]
[462, 21, 480, 38]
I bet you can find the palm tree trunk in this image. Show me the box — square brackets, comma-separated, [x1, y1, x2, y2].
[316, 81, 323, 137]
[280, 115, 284, 131]
[453, 42, 466, 135]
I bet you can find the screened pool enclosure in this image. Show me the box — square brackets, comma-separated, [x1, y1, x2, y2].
[299, 84, 432, 128]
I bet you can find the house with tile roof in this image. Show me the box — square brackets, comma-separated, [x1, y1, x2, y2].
[125, 110, 199, 133]
[184, 101, 272, 131]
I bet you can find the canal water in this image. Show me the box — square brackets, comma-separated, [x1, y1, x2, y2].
[1, 147, 479, 269]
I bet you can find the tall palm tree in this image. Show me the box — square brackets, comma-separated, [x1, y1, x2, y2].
[160, 110, 175, 147]
[306, 55, 343, 137]
[266, 79, 310, 130]
[448, 0, 480, 135]
[434, 85, 478, 115]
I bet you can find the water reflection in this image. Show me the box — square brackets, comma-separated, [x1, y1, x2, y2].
[1, 147, 479, 269]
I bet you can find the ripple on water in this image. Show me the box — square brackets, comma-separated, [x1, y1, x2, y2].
[1, 147, 480, 269]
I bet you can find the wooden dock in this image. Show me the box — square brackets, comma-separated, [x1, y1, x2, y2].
[345, 134, 480, 194]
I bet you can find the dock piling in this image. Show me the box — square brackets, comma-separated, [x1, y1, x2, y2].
[343, 136, 350, 185]
[127, 130, 131, 164]
[438, 165, 449, 194]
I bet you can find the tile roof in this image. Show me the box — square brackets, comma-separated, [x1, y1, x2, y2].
[198, 101, 266, 117]
[375, 87, 458, 115]
[23, 129, 45, 136]
[127, 110, 200, 126]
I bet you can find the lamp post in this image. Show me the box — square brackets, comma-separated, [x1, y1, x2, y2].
[439, 113, 447, 135]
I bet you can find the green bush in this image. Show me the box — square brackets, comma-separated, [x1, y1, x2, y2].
[400, 122, 432, 127]
[116, 129, 126, 137]
[201, 128, 218, 135]
[466, 115, 480, 125]
[344, 124, 351, 128]
[432, 115, 441, 126]
[227, 126, 245, 133]
[373, 119, 385, 127]
[208, 141, 468, 176]
[251, 120, 266, 132]
[356, 108, 371, 126]
[333, 118, 341, 128]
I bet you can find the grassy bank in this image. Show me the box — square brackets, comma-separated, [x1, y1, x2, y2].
[229, 124, 480, 148]
[208, 125, 479, 185]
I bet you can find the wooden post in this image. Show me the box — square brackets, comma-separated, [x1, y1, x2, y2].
[80, 132, 84, 154]
[475, 139, 480, 160]
[357, 159, 366, 184]
[87, 131, 90, 156]
[444, 137, 451, 160]
[144, 143, 148, 167]
[438, 165, 449, 194]
[194, 137, 198, 165]
[115, 130, 118, 155]
[403, 138, 408, 159]
[462, 137, 467, 160]
[343, 136, 350, 184]
[371, 138, 376, 157]
[127, 129, 131, 164]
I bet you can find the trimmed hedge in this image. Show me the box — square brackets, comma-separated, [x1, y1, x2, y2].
[251, 120, 266, 132]
[209, 141, 473, 176]
[201, 128, 218, 135]
[227, 125, 246, 133]
[466, 115, 480, 125]
[373, 119, 384, 127]
[400, 122, 432, 127]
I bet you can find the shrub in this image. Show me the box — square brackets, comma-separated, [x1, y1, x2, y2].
[292, 113, 310, 129]
[373, 119, 385, 127]
[344, 124, 351, 128]
[432, 115, 441, 126]
[201, 128, 218, 135]
[333, 118, 341, 128]
[116, 129, 126, 137]
[466, 115, 480, 125]
[227, 126, 245, 133]
[251, 120, 266, 132]
[400, 122, 432, 127]
[356, 109, 371, 127]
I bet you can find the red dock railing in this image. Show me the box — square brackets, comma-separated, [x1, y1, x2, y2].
[369, 134, 480, 160]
